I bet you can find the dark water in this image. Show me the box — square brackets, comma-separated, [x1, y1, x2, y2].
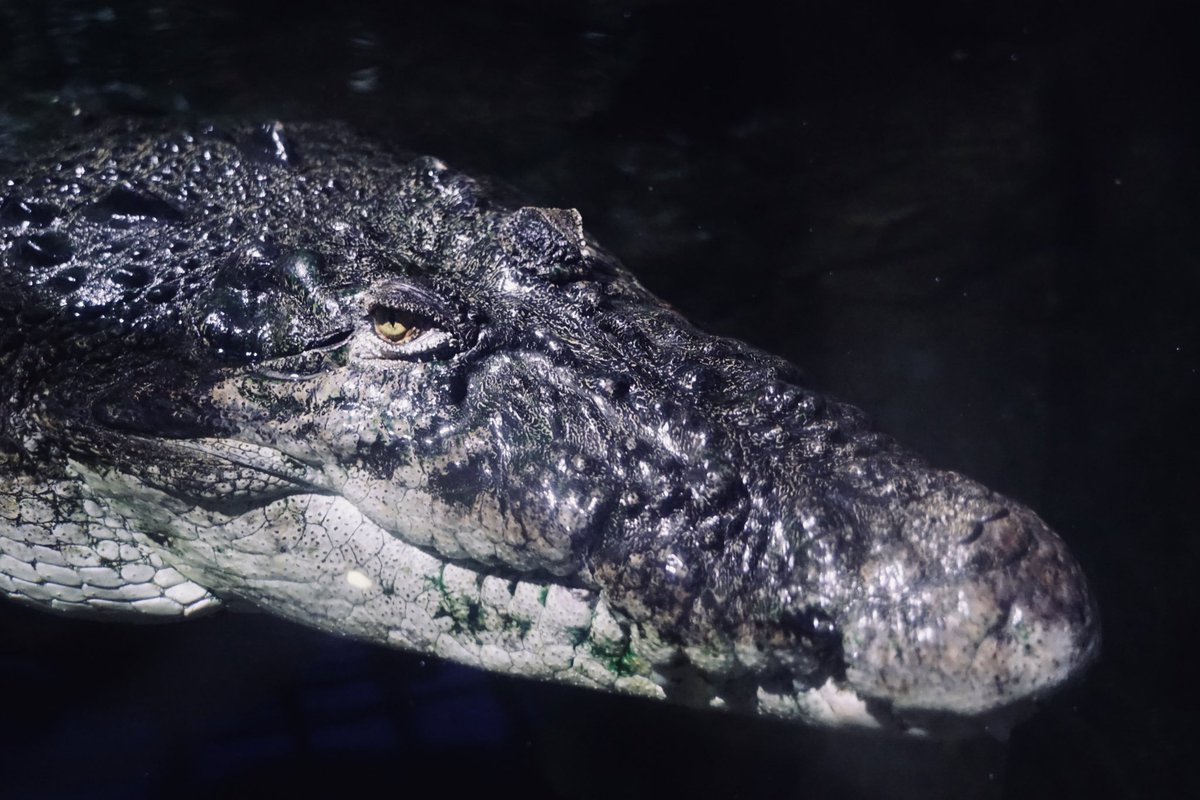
[0, 2, 1195, 798]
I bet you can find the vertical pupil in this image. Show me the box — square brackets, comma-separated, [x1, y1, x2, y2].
[374, 307, 415, 341]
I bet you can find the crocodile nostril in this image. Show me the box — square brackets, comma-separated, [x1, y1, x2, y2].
[959, 521, 986, 546]
[958, 507, 1013, 547]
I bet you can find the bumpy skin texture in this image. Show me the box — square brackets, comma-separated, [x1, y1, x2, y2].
[0, 121, 1098, 734]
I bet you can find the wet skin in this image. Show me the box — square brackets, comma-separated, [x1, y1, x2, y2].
[0, 120, 1098, 734]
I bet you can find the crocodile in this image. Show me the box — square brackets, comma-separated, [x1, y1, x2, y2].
[0, 120, 1098, 735]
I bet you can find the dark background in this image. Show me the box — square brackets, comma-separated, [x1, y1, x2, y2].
[0, 1, 1195, 798]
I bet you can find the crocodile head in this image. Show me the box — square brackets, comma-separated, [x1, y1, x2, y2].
[0, 121, 1098, 734]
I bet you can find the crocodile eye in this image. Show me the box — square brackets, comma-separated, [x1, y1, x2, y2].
[364, 283, 469, 361]
[372, 306, 423, 344]
[369, 303, 453, 357]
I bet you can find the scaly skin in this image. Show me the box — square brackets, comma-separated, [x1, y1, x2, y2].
[0, 120, 1098, 734]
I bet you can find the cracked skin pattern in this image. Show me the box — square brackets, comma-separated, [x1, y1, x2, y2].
[0, 120, 1098, 734]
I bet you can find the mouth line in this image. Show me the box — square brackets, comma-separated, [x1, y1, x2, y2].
[161, 437, 331, 493]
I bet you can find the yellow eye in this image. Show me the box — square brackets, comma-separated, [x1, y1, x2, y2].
[372, 307, 422, 344]
[365, 287, 465, 360]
